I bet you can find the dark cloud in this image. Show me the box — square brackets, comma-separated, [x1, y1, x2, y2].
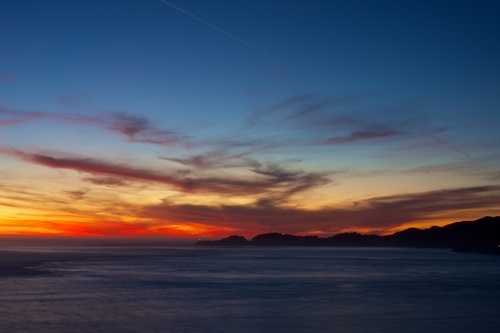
[0, 107, 186, 146]
[64, 189, 89, 200]
[134, 185, 500, 236]
[102, 112, 186, 145]
[3, 149, 331, 199]
[106, 113, 150, 138]
[366, 185, 500, 214]
[251, 164, 330, 198]
[161, 149, 261, 170]
[7, 149, 190, 190]
[83, 176, 129, 187]
[323, 127, 404, 145]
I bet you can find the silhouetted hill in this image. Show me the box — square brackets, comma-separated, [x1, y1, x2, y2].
[196, 235, 249, 246]
[196, 216, 500, 254]
[251, 233, 323, 246]
[386, 216, 500, 253]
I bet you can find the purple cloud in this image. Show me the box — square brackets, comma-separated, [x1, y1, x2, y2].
[0, 107, 43, 126]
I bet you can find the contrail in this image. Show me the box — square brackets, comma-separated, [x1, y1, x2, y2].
[160, 0, 283, 63]
[419, 129, 472, 160]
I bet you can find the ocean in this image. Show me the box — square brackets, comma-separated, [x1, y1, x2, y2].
[1, 245, 499, 333]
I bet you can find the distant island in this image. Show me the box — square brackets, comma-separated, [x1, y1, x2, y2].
[196, 216, 500, 255]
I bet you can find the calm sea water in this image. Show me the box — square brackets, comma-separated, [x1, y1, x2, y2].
[1, 246, 499, 333]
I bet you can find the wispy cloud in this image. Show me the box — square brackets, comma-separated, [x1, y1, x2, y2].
[133, 185, 500, 236]
[322, 127, 404, 145]
[2, 148, 331, 200]
[64, 189, 89, 201]
[418, 128, 472, 159]
[246, 91, 383, 129]
[0, 107, 187, 146]
[104, 112, 186, 145]
[3, 149, 191, 191]
[161, 149, 261, 170]
[251, 164, 330, 200]
[0, 107, 43, 126]
[246, 93, 317, 128]
[82, 176, 129, 187]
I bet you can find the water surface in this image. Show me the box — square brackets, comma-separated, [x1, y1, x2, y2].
[1, 246, 499, 333]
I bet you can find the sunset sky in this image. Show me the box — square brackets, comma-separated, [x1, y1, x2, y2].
[1, 0, 500, 238]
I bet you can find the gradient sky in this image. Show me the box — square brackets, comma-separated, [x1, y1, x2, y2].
[1, 0, 500, 238]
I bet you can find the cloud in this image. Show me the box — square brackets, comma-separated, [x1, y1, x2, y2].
[251, 164, 331, 200]
[83, 176, 129, 187]
[0, 119, 27, 126]
[4, 149, 190, 190]
[246, 93, 317, 128]
[365, 185, 500, 214]
[0, 107, 187, 146]
[64, 189, 89, 201]
[322, 127, 404, 145]
[133, 185, 500, 236]
[95, 112, 187, 146]
[246, 91, 388, 130]
[418, 128, 472, 160]
[246, 92, 372, 129]
[161, 149, 261, 170]
[105, 113, 150, 139]
[0, 107, 43, 126]
[2, 148, 331, 199]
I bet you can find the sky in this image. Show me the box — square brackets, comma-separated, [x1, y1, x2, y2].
[1, 0, 500, 238]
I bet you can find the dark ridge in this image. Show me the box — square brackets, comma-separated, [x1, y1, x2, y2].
[196, 216, 500, 254]
[196, 235, 249, 246]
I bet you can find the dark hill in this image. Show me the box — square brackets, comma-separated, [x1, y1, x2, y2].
[196, 235, 249, 246]
[196, 216, 500, 254]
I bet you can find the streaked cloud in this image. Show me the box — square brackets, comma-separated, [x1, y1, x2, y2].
[64, 189, 89, 201]
[246, 93, 317, 128]
[322, 127, 404, 145]
[0, 107, 187, 146]
[82, 176, 129, 187]
[161, 149, 261, 170]
[104, 112, 186, 145]
[133, 185, 500, 236]
[2, 148, 331, 200]
[0, 107, 43, 126]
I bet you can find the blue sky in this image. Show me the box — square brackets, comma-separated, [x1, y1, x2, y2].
[1, 0, 500, 237]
